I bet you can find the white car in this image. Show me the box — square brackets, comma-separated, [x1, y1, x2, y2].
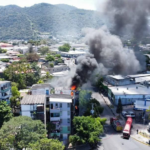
[126, 111, 135, 118]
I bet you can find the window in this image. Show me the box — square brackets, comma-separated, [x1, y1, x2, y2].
[60, 111, 62, 116]
[68, 127, 70, 131]
[55, 103, 58, 108]
[51, 113, 60, 117]
[46, 90, 49, 96]
[60, 103, 62, 108]
[67, 103, 70, 108]
[67, 118, 70, 123]
[51, 104, 53, 109]
[68, 111, 70, 116]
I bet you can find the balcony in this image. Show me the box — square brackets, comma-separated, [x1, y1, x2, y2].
[50, 108, 61, 113]
[60, 127, 70, 134]
[1, 95, 9, 99]
[1, 88, 10, 93]
[50, 117, 60, 121]
[50, 133, 60, 137]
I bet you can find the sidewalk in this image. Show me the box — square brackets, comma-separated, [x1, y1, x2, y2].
[100, 93, 117, 116]
[131, 133, 150, 146]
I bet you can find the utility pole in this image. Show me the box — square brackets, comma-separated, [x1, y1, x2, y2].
[44, 96, 46, 130]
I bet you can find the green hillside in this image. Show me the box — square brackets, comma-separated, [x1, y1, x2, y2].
[0, 3, 104, 40]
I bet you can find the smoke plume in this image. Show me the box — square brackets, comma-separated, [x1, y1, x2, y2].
[103, 0, 150, 40]
[71, 54, 98, 87]
[71, 27, 142, 87]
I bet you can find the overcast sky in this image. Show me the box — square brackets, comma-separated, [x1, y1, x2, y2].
[0, 0, 104, 10]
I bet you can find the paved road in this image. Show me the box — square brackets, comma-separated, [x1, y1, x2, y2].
[102, 125, 150, 150]
[92, 92, 150, 150]
[92, 92, 114, 124]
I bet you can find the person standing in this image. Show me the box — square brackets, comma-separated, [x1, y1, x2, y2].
[137, 129, 138, 134]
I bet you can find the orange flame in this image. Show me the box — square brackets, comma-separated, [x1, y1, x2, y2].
[71, 85, 76, 90]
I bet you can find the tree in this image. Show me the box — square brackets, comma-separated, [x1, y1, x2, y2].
[116, 98, 123, 115]
[29, 138, 65, 150]
[58, 43, 71, 52]
[38, 46, 50, 55]
[10, 85, 21, 112]
[84, 99, 104, 117]
[46, 54, 55, 61]
[4, 62, 40, 89]
[26, 53, 40, 62]
[0, 101, 13, 127]
[50, 63, 54, 68]
[55, 54, 61, 58]
[79, 90, 92, 115]
[0, 48, 7, 53]
[0, 116, 46, 149]
[1, 58, 9, 62]
[37, 79, 44, 84]
[69, 116, 106, 148]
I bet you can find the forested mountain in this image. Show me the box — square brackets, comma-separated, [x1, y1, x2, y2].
[0, 3, 104, 40]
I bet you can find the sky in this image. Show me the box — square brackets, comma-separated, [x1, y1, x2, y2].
[0, 0, 104, 10]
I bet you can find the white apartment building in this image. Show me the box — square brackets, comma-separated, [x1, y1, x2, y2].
[0, 81, 11, 103]
[49, 94, 72, 144]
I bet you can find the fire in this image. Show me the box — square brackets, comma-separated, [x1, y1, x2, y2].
[71, 85, 76, 90]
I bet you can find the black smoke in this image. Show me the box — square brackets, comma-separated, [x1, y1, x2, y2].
[104, 0, 150, 40]
[71, 54, 98, 87]
[71, 27, 143, 87]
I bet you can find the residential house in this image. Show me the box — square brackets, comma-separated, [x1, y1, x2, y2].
[20, 95, 46, 124]
[41, 62, 69, 74]
[29, 84, 53, 97]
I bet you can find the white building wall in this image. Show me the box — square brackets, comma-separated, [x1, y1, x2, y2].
[31, 88, 50, 95]
[62, 111, 68, 119]
[21, 105, 31, 117]
[114, 94, 150, 105]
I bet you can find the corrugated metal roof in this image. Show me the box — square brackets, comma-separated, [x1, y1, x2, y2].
[109, 84, 150, 95]
[21, 95, 46, 105]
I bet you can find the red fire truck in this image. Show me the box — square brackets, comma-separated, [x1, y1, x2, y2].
[110, 118, 123, 131]
[123, 117, 132, 139]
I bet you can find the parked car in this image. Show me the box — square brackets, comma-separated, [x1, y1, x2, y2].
[126, 111, 135, 118]
[122, 111, 128, 117]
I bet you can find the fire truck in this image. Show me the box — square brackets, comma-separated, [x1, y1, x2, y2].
[123, 117, 132, 139]
[110, 118, 123, 131]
